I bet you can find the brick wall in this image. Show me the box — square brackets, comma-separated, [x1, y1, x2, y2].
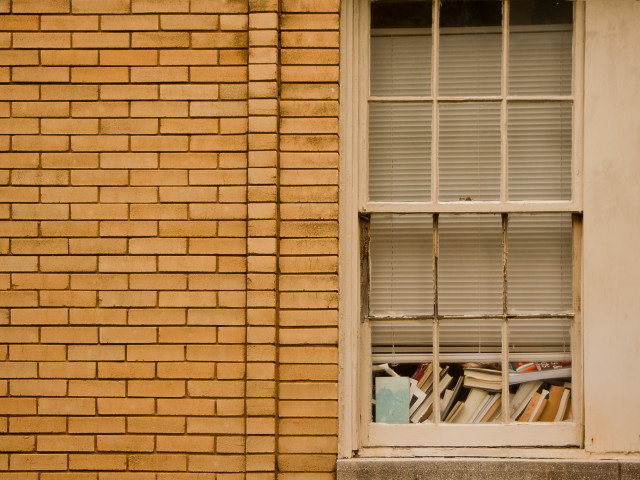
[0, 0, 339, 478]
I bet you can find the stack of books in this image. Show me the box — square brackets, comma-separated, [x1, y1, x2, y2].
[374, 361, 572, 424]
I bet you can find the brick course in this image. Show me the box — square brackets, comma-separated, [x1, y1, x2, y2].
[0, 0, 339, 477]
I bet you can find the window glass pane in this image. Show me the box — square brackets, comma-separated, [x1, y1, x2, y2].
[371, 320, 434, 364]
[508, 318, 572, 423]
[507, 213, 572, 313]
[371, 0, 432, 96]
[439, 102, 501, 201]
[440, 318, 502, 357]
[509, 0, 573, 95]
[370, 214, 434, 316]
[508, 102, 572, 200]
[439, 0, 502, 96]
[369, 103, 431, 201]
[438, 215, 502, 315]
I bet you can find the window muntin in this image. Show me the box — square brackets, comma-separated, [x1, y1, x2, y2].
[363, 0, 582, 444]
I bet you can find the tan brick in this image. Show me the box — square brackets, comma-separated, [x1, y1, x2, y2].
[42, 153, 99, 169]
[0, 291, 37, 308]
[127, 344, 184, 362]
[98, 362, 155, 379]
[13, 32, 70, 48]
[280, 363, 338, 381]
[131, 66, 188, 83]
[38, 398, 95, 416]
[41, 14, 99, 30]
[10, 344, 66, 361]
[68, 417, 125, 434]
[159, 291, 217, 308]
[70, 204, 128, 220]
[128, 380, 185, 398]
[41, 326, 98, 343]
[71, 134, 129, 151]
[40, 290, 97, 307]
[71, 67, 129, 83]
[68, 380, 125, 397]
[129, 308, 185, 325]
[40, 256, 97, 273]
[69, 238, 127, 254]
[131, 101, 189, 118]
[12, 102, 68, 118]
[99, 326, 156, 344]
[100, 49, 158, 66]
[42, 85, 98, 101]
[10, 454, 67, 471]
[156, 398, 214, 416]
[187, 380, 244, 398]
[159, 50, 218, 66]
[159, 220, 217, 237]
[132, 32, 189, 48]
[12, 135, 69, 152]
[100, 85, 158, 100]
[128, 416, 184, 434]
[130, 204, 187, 220]
[128, 454, 187, 472]
[41, 49, 98, 65]
[97, 398, 154, 416]
[39, 362, 96, 378]
[9, 417, 66, 434]
[41, 187, 98, 203]
[160, 14, 218, 30]
[0, 361, 37, 378]
[188, 454, 244, 473]
[100, 187, 158, 203]
[0, 50, 39, 66]
[191, 0, 247, 12]
[0, 85, 39, 101]
[0, 397, 37, 414]
[69, 308, 126, 325]
[11, 170, 69, 186]
[11, 308, 68, 325]
[100, 221, 158, 237]
[72, 101, 128, 118]
[97, 434, 154, 452]
[216, 435, 244, 454]
[37, 435, 94, 452]
[157, 362, 215, 379]
[281, 83, 339, 101]
[41, 221, 99, 237]
[72, 32, 129, 48]
[0, 14, 39, 30]
[69, 273, 126, 291]
[186, 417, 244, 435]
[68, 454, 126, 471]
[100, 119, 158, 135]
[68, 344, 125, 361]
[101, 15, 159, 31]
[98, 291, 156, 308]
[72, 0, 129, 13]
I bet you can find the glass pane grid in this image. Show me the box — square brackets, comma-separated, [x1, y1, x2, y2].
[368, 0, 577, 429]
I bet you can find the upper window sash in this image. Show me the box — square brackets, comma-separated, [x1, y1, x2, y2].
[360, 0, 584, 214]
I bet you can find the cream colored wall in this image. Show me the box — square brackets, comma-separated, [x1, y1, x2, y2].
[583, 0, 640, 454]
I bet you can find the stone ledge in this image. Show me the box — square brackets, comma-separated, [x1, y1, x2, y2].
[337, 458, 640, 480]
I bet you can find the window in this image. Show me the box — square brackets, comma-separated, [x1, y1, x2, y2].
[339, 0, 585, 451]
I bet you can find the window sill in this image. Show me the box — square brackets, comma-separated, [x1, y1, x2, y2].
[337, 457, 640, 480]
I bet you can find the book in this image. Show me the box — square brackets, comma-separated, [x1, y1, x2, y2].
[480, 395, 502, 423]
[469, 393, 496, 424]
[375, 376, 410, 423]
[410, 372, 454, 423]
[554, 388, 571, 422]
[509, 362, 571, 384]
[538, 385, 565, 422]
[463, 367, 502, 392]
[509, 380, 543, 421]
[444, 400, 464, 423]
[518, 391, 542, 422]
[441, 376, 464, 420]
[450, 388, 490, 424]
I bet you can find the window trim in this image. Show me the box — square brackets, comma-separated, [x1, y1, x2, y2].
[339, 0, 585, 457]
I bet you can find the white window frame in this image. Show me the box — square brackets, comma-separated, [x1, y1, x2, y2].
[339, 0, 585, 456]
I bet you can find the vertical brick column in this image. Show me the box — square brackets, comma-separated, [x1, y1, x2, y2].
[247, 0, 280, 478]
[278, 1, 340, 478]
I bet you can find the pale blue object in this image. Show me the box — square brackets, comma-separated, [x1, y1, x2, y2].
[375, 376, 410, 423]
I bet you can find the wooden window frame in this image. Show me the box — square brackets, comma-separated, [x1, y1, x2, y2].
[339, 0, 586, 456]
